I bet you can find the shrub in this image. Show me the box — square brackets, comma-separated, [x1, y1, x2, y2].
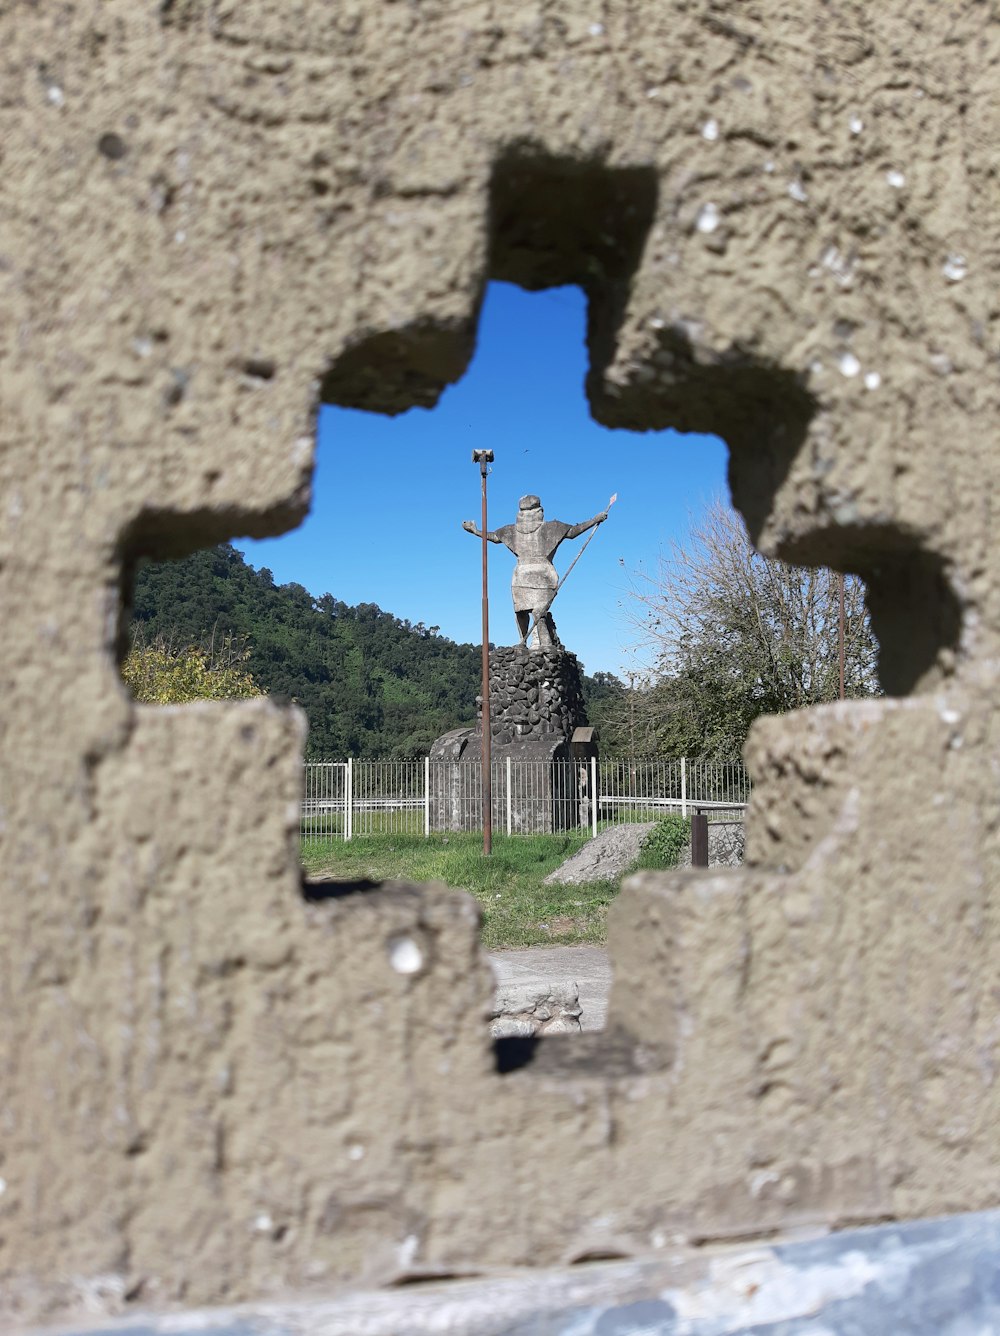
[122, 632, 262, 704]
[636, 814, 687, 870]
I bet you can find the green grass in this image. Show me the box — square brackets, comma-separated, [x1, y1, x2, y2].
[302, 817, 688, 950]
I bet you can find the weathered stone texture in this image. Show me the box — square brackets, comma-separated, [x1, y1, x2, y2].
[485, 645, 588, 745]
[2, 0, 1000, 1324]
[491, 982, 583, 1039]
[429, 648, 588, 832]
[544, 822, 656, 885]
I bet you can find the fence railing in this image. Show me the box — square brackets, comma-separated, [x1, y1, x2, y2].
[300, 756, 750, 842]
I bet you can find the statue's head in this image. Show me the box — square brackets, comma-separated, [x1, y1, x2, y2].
[517, 495, 543, 531]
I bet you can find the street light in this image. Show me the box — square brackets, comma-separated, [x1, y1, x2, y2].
[472, 449, 494, 855]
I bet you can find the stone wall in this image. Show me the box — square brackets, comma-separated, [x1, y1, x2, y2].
[428, 730, 582, 834]
[482, 646, 588, 745]
[3, 1, 1000, 1326]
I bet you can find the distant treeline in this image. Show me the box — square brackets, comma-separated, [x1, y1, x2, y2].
[129, 544, 622, 757]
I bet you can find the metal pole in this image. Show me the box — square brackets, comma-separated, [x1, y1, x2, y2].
[591, 754, 598, 839]
[472, 449, 494, 855]
[838, 571, 846, 700]
[681, 756, 688, 819]
[481, 460, 492, 855]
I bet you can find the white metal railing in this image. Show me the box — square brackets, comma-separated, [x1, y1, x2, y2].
[300, 756, 750, 842]
[300, 760, 349, 841]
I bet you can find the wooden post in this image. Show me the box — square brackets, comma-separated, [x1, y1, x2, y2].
[691, 811, 708, 867]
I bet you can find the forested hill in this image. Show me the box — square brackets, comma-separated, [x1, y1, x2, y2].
[129, 544, 618, 757]
[130, 544, 480, 755]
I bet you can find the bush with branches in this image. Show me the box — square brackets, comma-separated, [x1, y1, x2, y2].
[624, 498, 880, 758]
[122, 632, 263, 705]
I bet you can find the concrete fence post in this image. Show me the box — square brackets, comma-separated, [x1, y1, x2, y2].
[681, 756, 687, 818]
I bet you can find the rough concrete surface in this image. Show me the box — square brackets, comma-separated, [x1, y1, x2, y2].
[3, 0, 1000, 1326]
[491, 946, 612, 1032]
[489, 981, 583, 1038]
[543, 823, 655, 885]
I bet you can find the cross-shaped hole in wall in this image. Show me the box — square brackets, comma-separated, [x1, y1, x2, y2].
[115, 150, 960, 1074]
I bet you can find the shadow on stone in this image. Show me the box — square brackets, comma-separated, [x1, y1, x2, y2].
[301, 877, 384, 903]
[494, 1035, 540, 1074]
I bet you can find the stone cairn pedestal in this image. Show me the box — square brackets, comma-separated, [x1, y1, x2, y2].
[429, 646, 595, 834]
[485, 644, 587, 745]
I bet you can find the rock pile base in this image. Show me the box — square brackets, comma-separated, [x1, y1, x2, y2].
[482, 645, 587, 745]
[429, 645, 594, 833]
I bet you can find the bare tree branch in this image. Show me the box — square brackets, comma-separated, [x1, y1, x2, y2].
[622, 497, 881, 758]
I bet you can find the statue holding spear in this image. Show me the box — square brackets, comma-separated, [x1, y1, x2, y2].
[463, 493, 616, 650]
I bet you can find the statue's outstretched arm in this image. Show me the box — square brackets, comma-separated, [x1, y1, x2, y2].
[462, 520, 505, 543]
[563, 510, 609, 540]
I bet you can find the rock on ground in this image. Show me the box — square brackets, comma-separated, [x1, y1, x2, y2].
[543, 823, 656, 885]
[489, 981, 582, 1039]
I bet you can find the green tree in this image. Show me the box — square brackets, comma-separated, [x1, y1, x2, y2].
[584, 670, 663, 755]
[129, 543, 624, 755]
[627, 498, 880, 759]
[128, 544, 483, 753]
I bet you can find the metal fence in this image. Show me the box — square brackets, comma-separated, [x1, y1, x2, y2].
[301, 756, 750, 842]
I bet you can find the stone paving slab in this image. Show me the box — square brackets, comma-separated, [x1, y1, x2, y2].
[27, 1210, 1000, 1336]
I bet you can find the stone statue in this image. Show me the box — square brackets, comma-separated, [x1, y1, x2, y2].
[463, 494, 608, 649]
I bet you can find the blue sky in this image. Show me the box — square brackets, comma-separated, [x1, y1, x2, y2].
[236, 282, 728, 679]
